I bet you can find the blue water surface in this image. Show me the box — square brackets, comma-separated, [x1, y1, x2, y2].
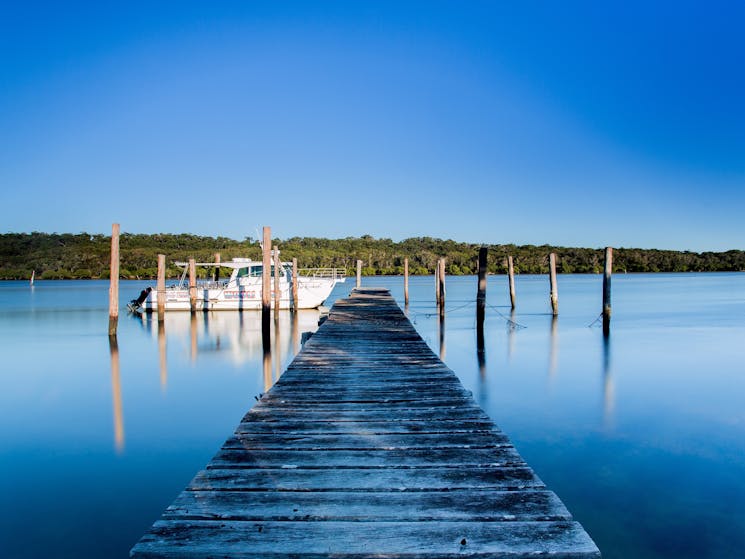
[1, 274, 744, 558]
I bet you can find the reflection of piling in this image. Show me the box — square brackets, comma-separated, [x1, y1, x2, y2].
[508, 255, 516, 309]
[273, 246, 281, 317]
[262, 227, 271, 348]
[291, 310, 300, 355]
[602, 335, 614, 424]
[291, 258, 298, 310]
[549, 252, 558, 316]
[356, 260, 362, 288]
[108, 223, 120, 336]
[549, 315, 558, 377]
[262, 344, 272, 393]
[109, 336, 124, 453]
[404, 258, 409, 305]
[157, 254, 166, 321]
[603, 247, 613, 337]
[213, 252, 221, 283]
[188, 258, 197, 314]
[507, 309, 516, 361]
[190, 313, 197, 363]
[438, 314, 446, 361]
[158, 321, 167, 391]
[274, 316, 281, 381]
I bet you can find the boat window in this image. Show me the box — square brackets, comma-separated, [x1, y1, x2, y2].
[236, 265, 283, 278]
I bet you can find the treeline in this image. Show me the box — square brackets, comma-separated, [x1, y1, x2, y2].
[0, 232, 743, 280]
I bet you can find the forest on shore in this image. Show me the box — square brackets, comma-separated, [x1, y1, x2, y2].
[0, 232, 743, 280]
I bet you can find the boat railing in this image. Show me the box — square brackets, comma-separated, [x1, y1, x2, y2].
[298, 268, 345, 280]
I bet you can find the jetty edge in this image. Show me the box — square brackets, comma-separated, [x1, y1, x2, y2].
[130, 287, 601, 558]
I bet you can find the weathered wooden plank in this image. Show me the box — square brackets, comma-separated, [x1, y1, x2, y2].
[189, 466, 542, 491]
[133, 520, 600, 558]
[235, 419, 498, 434]
[164, 489, 571, 522]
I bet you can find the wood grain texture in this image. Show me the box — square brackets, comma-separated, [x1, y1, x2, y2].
[130, 288, 600, 558]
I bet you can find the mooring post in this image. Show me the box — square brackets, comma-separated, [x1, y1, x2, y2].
[356, 259, 362, 289]
[292, 257, 298, 310]
[439, 258, 446, 317]
[213, 252, 221, 283]
[603, 246, 613, 336]
[188, 258, 197, 314]
[476, 247, 487, 316]
[262, 227, 271, 348]
[273, 246, 281, 316]
[549, 252, 559, 316]
[508, 255, 516, 310]
[157, 254, 166, 321]
[108, 223, 120, 336]
[404, 257, 409, 306]
[435, 260, 441, 306]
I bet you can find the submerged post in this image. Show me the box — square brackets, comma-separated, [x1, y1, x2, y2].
[292, 258, 298, 310]
[404, 257, 409, 306]
[549, 252, 558, 316]
[262, 227, 271, 346]
[273, 246, 281, 316]
[439, 258, 446, 317]
[213, 252, 221, 283]
[188, 258, 197, 314]
[508, 255, 516, 310]
[108, 223, 120, 336]
[157, 254, 166, 321]
[603, 247, 613, 336]
[356, 260, 362, 289]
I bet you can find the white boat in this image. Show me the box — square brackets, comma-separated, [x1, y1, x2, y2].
[132, 255, 345, 312]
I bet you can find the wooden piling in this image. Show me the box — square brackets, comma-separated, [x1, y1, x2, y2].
[476, 248, 487, 315]
[508, 255, 516, 310]
[292, 258, 298, 310]
[157, 254, 166, 321]
[108, 223, 120, 336]
[549, 253, 558, 316]
[214, 252, 221, 282]
[356, 260, 362, 289]
[404, 257, 409, 306]
[439, 258, 446, 317]
[435, 260, 441, 306]
[273, 246, 281, 315]
[262, 227, 271, 347]
[603, 247, 613, 336]
[188, 258, 197, 313]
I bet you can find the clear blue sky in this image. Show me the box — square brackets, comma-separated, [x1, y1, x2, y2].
[1, 1, 743, 251]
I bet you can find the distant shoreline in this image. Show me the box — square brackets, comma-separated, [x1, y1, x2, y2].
[1, 232, 743, 280]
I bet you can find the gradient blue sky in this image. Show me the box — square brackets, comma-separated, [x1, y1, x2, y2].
[1, 1, 743, 250]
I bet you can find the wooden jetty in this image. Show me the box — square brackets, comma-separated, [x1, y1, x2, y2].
[131, 288, 600, 558]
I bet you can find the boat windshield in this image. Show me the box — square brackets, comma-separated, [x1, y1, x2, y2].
[236, 265, 287, 278]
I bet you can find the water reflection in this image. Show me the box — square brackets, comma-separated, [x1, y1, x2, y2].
[602, 334, 614, 427]
[158, 322, 167, 391]
[507, 309, 516, 362]
[548, 316, 558, 379]
[438, 313, 446, 361]
[108, 337, 125, 454]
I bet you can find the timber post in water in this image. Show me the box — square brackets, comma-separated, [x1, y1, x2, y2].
[549, 252, 559, 316]
[273, 246, 281, 317]
[291, 258, 298, 310]
[108, 223, 120, 336]
[508, 255, 516, 309]
[356, 260, 362, 288]
[435, 260, 441, 306]
[603, 247, 613, 337]
[476, 248, 487, 354]
[188, 258, 197, 314]
[261, 226, 271, 348]
[438, 258, 446, 318]
[213, 252, 221, 283]
[404, 257, 409, 306]
[156, 254, 166, 321]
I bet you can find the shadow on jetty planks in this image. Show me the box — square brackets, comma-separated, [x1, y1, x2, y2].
[131, 287, 600, 558]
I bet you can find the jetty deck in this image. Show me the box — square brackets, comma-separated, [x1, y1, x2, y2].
[130, 288, 600, 558]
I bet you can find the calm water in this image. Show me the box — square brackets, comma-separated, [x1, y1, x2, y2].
[1, 274, 744, 558]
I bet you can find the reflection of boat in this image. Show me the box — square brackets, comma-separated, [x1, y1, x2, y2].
[139, 310, 319, 366]
[134, 255, 344, 312]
